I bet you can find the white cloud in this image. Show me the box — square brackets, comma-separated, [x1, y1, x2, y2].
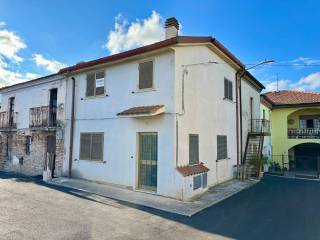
[0, 28, 26, 62]
[264, 79, 291, 92]
[263, 72, 320, 92]
[105, 11, 165, 54]
[292, 72, 320, 91]
[0, 21, 5, 27]
[32, 53, 66, 73]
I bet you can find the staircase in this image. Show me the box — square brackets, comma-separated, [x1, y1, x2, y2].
[241, 119, 269, 179]
[242, 134, 264, 178]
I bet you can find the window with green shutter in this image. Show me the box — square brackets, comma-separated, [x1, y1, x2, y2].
[139, 61, 153, 89]
[86, 71, 105, 97]
[80, 133, 104, 161]
[224, 78, 233, 101]
[217, 135, 227, 160]
[189, 134, 199, 165]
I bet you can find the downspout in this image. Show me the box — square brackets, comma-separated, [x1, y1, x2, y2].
[235, 71, 240, 174]
[68, 76, 76, 177]
[236, 68, 245, 173]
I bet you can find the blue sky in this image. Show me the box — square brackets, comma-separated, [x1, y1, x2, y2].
[0, 0, 319, 92]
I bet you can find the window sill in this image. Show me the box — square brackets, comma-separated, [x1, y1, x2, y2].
[223, 98, 234, 103]
[133, 88, 155, 94]
[81, 94, 108, 100]
[216, 158, 230, 162]
[76, 159, 106, 164]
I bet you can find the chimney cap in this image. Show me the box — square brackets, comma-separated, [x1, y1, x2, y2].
[165, 17, 179, 30]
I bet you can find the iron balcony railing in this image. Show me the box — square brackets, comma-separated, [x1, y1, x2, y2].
[0, 111, 17, 130]
[249, 119, 271, 135]
[288, 128, 320, 139]
[29, 106, 57, 128]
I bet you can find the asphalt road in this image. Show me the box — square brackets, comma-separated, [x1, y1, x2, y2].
[0, 172, 319, 240]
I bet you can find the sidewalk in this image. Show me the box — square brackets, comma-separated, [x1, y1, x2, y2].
[49, 177, 258, 216]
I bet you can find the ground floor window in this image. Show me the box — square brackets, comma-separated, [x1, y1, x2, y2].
[79, 133, 104, 161]
[217, 135, 227, 160]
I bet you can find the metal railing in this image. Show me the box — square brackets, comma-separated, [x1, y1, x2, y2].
[265, 155, 320, 177]
[288, 128, 320, 139]
[29, 106, 57, 128]
[0, 111, 17, 129]
[249, 119, 271, 135]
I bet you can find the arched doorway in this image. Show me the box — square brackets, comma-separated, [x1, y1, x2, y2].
[289, 143, 320, 172]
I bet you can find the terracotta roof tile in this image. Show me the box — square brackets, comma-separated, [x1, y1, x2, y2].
[117, 105, 165, 116]
[176, 163, 209, 177]
[263, 90, 320, 106]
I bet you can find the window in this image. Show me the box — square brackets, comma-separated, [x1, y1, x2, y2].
[193, 175, 202, 190]
[224, 78, 233, 101]
[139, 61, 153, 89]
[189, 134, 199, 165]
[86, 71, 105, 97]
[217, 135, 227, 160]
[80, 133, 104, 161]
[26, 136, 32, 155]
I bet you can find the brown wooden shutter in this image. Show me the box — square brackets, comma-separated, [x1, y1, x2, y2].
[224, 79, 228, 99]
[228, 81, 233, 100]
[80, 133, 91, 160]
[217, 135, 227, 160]
[189, 134, 199, 165]
[139, 61, 153, 89]
[91, 133, 103, 160]
[86, 73, 95, 97]
[95, 72, 105, 96]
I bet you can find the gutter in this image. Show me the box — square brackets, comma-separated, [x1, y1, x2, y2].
[68, 76, 76, 177]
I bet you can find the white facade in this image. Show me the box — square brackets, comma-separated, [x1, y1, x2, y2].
[61, 43, 262, 200]
[0, 75, 66, 130]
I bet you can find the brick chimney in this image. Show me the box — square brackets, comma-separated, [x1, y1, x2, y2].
[165, 17, 179, 39]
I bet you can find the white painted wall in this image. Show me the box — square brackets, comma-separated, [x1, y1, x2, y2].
[260, 103, 272, 160]
[0, 75, 66, 130]
[241, 79, 261, 153]
[63, 51, 184, 199]
[174, 45, 238, 195]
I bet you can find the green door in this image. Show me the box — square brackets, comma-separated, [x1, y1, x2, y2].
[138, 133, 158, 191]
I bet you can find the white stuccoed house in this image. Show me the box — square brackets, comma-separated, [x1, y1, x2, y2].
[59, 18, 264, 200]
[0, 17, 264, 201]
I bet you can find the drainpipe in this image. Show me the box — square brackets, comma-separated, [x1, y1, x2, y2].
[68, 76, 76, 177]
[235, 71, 240, 175]
[235, 68, 245, 175]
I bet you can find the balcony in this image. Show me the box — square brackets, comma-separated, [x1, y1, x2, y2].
[248, 119, 271, 135]
[288, 128, 320, 139]
[0, 111, 17, 130]
[29, 106, 57, 129]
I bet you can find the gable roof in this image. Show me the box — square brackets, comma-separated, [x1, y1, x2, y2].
[0, 36, 264, 92]
[262, 90, 320, 108]
[59, 36, 264, 90]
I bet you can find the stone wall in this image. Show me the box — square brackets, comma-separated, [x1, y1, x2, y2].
[0, 130, 64, 177]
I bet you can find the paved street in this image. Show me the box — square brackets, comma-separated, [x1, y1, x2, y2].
[1, 173, 320, 240]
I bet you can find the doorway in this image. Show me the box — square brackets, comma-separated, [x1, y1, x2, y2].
[49, 89, 57, 127]
[138, 133, 158, 191]
[294, 143, 320, 172]
[8, 97, 15, 127]
[47, 135, 56, 178]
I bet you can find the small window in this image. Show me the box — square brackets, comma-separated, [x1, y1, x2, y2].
[26, 136, 32, 155]
[189, 134, 199, 165]
[80, 133, 104, 161]
[224, 78, 233, 101]
[193, 175, 202, 190]
[139, 61, 153, 89]
[217, 135, 227, 160]
[86, 71, 105, 97]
